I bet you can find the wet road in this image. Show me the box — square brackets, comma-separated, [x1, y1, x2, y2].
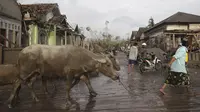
[1, 52, 200, 112]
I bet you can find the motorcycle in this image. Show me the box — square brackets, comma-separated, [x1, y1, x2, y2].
[139, 52, 162, 73]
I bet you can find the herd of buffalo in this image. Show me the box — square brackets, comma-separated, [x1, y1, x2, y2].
[0, 44, 121, 108]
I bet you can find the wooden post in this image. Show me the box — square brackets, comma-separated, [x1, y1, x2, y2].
[65, 31, 67, 45]
[173, 34, 175, 48]
[194, 34, 200, 47]
[196, 53, 199, 61]
[165, 35, 170, 51]
[61, 37, 63, 45]
[18, 26, 21, 47]
[0, 46, 2, 64]
[189, 53, 192, 61]
[192, 53, 196, 61]
[6, 28, 9, 47]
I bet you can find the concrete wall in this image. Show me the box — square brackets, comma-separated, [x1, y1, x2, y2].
[166, 25, 188, 31]
[56, 36, 61, 45]
[0, 16, 21, 47]
[29, 24, 38, 45]
[0, 46, 2, 64]
[189, 24, 200, 30]
[48, 25, 57, 45]
[0, 46, 22, 64]
[3, 48, 22, 64]
[148, 31, 163, 38]
[189, 53, 200, 62]
[28, 24, 58, 45]
[74, 36, 81, 46]
[0, 0, 22, 21]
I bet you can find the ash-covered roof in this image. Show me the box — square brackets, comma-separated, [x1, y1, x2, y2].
[20, 3, 58, 20]
[130, 31, 137, 40]
[135, 27, 148, 40]
[48, 15, 69, 27]
[145, 12, 200, 33]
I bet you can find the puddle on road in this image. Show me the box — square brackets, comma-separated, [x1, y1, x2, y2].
[0, 52, 200, 111]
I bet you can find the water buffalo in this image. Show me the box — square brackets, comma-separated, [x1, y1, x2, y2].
[7, 45, 119, 108]
[92, 43, 120, 71]
[43, 44, 120, 97]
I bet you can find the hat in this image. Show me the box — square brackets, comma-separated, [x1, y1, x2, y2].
[142, 43, 147, 46]
[178, 43, 182, 46]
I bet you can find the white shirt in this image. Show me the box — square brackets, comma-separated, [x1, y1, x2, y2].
[129, 46, 138, 60]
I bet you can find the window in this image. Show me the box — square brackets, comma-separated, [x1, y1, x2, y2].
[0, 21, 3, 27]
[18, 26, 20, 30]
[8, 24, 11, 29]
[12, 24, 14, 29]
[38, 30, 47, 44]
[5, 23, 7, 28]
[15, 25, 17, 30]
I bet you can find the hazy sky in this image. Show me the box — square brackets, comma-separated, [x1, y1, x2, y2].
[18, 0, 200, 37]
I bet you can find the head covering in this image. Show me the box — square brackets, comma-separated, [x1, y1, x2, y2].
[142, 43, 147, 46]
[178, 43, 182, 46]
[182, 40, 188, 47]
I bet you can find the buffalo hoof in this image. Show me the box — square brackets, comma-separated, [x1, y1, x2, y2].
[4, 100, 13, 108]
[8, 104, 13, 109]
[65, 100, 77, 110]
[44, 91, 50, 95]
[34, 97, 40, 102]
[5, 101, 13, 108]
[90, 92, 98, 97]
[66, 103, 77, 110]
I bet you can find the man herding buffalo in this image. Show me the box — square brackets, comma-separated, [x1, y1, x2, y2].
[5, 44, 120, 108]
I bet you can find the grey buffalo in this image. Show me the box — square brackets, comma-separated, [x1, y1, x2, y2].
[7, 45, 119, 108]
[41, 43, 120, 97]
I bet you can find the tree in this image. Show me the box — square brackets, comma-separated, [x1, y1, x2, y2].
[115, 36, 120, 40]
[148, 17, 155, 28]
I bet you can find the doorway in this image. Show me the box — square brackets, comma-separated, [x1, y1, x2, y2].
[0, 29, 6, 46]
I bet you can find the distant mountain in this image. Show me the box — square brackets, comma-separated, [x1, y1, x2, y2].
[109, 16, 144, 37]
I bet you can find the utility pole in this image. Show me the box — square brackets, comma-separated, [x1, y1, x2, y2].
[105, 21, 109, 40]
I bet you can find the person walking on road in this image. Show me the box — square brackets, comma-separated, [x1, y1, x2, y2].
[128, 42, 138, 74]
[160, 40, 189, 95]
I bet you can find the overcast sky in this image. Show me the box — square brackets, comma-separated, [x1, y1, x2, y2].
[18, 0, 200, 37]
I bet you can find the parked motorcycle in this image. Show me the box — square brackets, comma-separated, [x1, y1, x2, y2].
[139, 52, 162, 73]
[136, 55, 143, 65]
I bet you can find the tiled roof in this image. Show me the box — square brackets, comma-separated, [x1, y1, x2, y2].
[48, 15, 68, 27]
[20, 3, 58, 19]
[130, 31, 137, 40]
[135, 27, 148, 40]
[145, 12, 200, 33]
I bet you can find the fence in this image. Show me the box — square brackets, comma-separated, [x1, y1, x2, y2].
[189, 52, 200, 62]
[0, 46, 22, 64]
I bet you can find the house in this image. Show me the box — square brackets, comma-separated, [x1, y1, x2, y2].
[130, 31, 137, 41]
[73, 25, 85, 47]
[144, 12, 200, 51]
[0, 0, 22, 48]
[20, 3, 73, 47]
[135, 27, 148, 43]
[48, 14, 72, 45]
